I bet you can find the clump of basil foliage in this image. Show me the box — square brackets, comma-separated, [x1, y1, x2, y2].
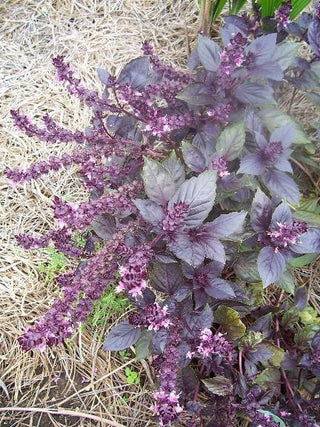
[7, 6, 320, 427]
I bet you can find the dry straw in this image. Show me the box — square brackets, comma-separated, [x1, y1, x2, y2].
[0, 1, 198, 425]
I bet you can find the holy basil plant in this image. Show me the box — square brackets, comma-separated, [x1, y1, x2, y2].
[6, 4, 320, 426]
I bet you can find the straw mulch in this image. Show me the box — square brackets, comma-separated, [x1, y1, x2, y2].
[0, 1, 199, 426]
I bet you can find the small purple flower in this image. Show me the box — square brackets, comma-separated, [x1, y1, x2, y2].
[129, 303, 172, 331]
[211, 156, 230, 178]
[267, 221, 308, 250]
[275, 1, 292, 29]
[116, 245, 154, 299]
[187, 328, 234, 363]
[161, 202, 189, 232]
[151, 390, 183, 426]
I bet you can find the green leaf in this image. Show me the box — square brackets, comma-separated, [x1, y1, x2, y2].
[230, 0, 247, 14]
[258, 410, 286, 427]
[135, 330, 152, 360]
[294, 324, 318, 346]
[275, 267, 296, 294]
[211, 0, 227, 21]
[293, 211, 320, 227]
[282, 306, 300, 328]
[142, 158, 176, 205]
[214, 306, 246, 339]
[273, 41, 299, 71]
[234, 253, 262, 283]
[261, 343, 285, 366]
[216, 121, 245, 161]
[289, 253, 318, 268]
[202, 376, 232, 396]
[299, 306, 320, 325]
[290, 0, 313, 20]
[254, 367, 281, 393]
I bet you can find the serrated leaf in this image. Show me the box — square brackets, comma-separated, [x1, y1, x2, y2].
[216, 121, 245, 161]
[142, 158, 176, 205]
[202, 376, 232, 396]
[103, 322, 141, 351]
[168, 171, 217, 229]
[214, 305, 246, 339]
[150, 262, 185, 295]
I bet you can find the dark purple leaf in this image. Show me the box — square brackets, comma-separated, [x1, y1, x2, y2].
[181, 142, 206, 172]
[263, 170, 300, 204]
[168, 233, 206, 267]
[219, 174, 243, 192]
[271, 203, 292, 229]
[197, 34, 221, 72]
[233, 253, 261, 283]
[133, 199, 164, 226]
[168, 171, 217, 229]
[247, 34, 277, 65]
[142, 158, 176, 205]
[193, 123, 219, 158]
[187, 304, 214, 334]
[152, 329, 168, 354]
[205, 278, 236, 300]
[117, 56, 150, 89]
[206, 211, 247, 239]
[250, 313, 272, 337]
[258, 246, 286, 288]
[194, 289, 208, 310]
[92, 213, 116, 240]
[177, 367, 199, 397]
[103, 322, 141, 351]
[234, 82, 275, 105]
[238, 153, 266, 175]
[150, 262, 185, 296]
[308, 17, 320, 57]
[224, 15, 249, 32]
[176, 83, 213, 106]
[294, 286, 308, 311]
[202, 376, 232, 396]
[251, 189, 272, 232]
[135, 330, 152, 359]
[203, 236, 226, 264]
[221, 23, 245, 45]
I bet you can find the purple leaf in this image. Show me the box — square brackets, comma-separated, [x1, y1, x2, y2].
[92, 213, 116, 240]
[258, 246, 286, 288]
[168, 171, 217, 229]
[247, 34, 277, 64]
[206, 211, 247, 239]
[203, 237, 226, 264]
[274, 155, 293, 173]
[197, 34, 221, 72]
[308, 17, 320, 57]
[249, 62, 283, 81]
[176, 83, 213, 106]
[238, 153, 265, 175]
[254, 131, 268, 149]
[103, 322, 141, 351]
[270, 124, 295, 149]
[294, 286, 308, 311]
[221, 23, 245, 45]
[205, 278, 236, 300]
[97, 68, 111, 85]
[263, 170, 300, 204]
[117, 56, 150, 89]
[134, 199, 164, 225]
[291, 228, 320, 254]
[234, 83, 275, 105]
[142, 158, 176, 205]
[181, 142, 206, 172]
[219, 174, 243, 192]
[150, 262, 185, 296]
[168, 233, 206, 267]
[271, 202, 292, 229]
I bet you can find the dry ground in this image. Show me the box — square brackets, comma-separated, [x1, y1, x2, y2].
[0, 1, 198, 425]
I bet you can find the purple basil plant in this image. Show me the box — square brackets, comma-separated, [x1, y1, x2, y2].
[6, 4, 320, 426]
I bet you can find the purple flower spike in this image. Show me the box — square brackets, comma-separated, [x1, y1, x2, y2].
[275, 1, 292, 29]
